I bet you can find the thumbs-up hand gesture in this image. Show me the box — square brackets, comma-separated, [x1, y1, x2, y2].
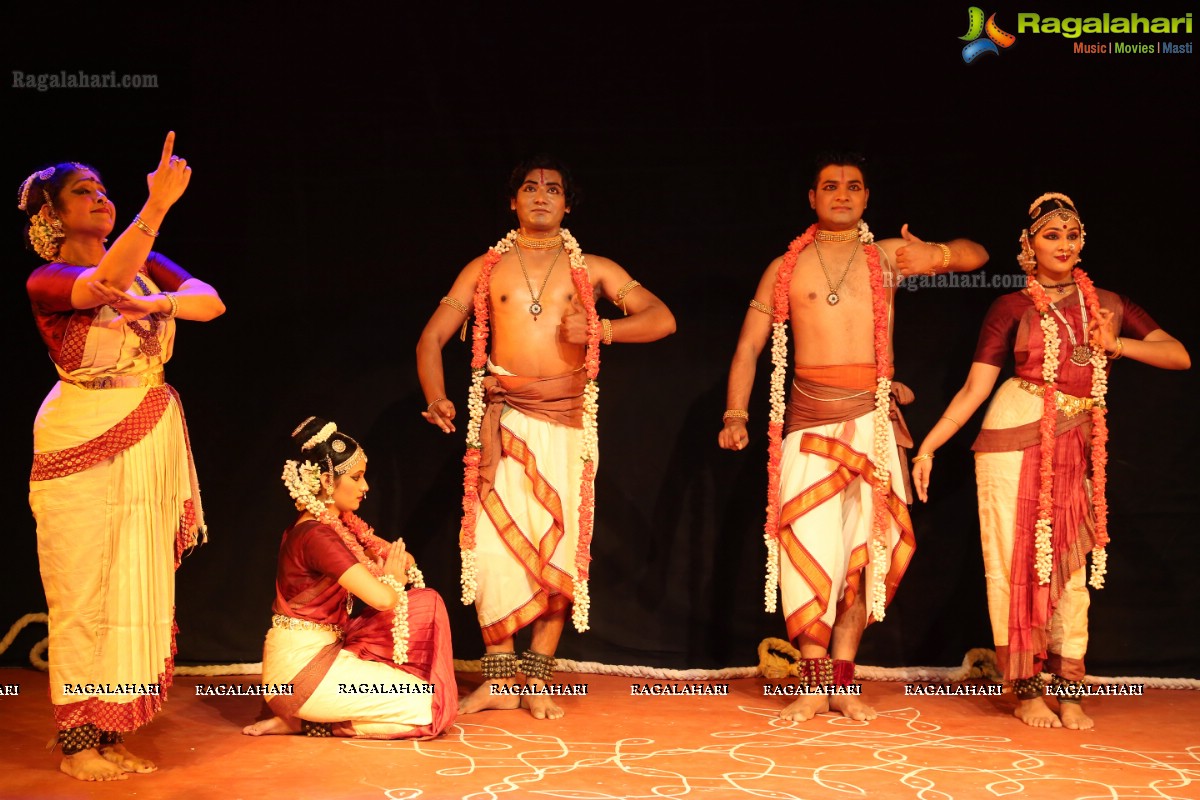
[559, 296, 589, 344]
[895, 224, 941, 278]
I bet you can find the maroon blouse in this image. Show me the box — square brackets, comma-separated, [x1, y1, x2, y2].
[26, 253, 192, 366]
[271, 520, 360, 626]
[973, 289, 1159, 396]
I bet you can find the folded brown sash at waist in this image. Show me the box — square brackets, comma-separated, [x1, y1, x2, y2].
[479, 368, 587, 504]
[785, 372, 915, 501]
[785, 375, 914, 447]
[793, 363, 889, 391]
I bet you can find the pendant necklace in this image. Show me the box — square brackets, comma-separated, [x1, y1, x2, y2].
[1040, 280, 1075, 295]
[127, 275, 162, 356]
[1048, 287, 1092, 366]
[814, 239, 860, 306]
[515, 243, 563, 320]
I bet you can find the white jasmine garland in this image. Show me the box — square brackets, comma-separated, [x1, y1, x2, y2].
[869, 376, 894, 622]
[1035, 311, 1062, 585]
[282, 459, 326, 517]
[768, 323, 788, 426]
[302, 422, 338, 451]
[857, 219, 874, 244]
[572, 579, 591, 633]
[460, 548, 478, 605]
[379, 574, 410, 664]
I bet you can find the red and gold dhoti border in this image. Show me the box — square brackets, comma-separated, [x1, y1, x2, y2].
[974, 378, 1094, 681]
[30, 373, 204, 732]
[473, 365, 588, 644]
[777, 365, 915, 647]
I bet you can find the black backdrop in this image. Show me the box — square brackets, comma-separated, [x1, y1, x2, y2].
[3, 2, 1196, 676]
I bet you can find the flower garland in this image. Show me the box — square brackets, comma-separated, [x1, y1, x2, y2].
[280, 460, 425, 664]
[764, 221, 895, 621]
[863, 223, 894, 624]
[458, 234, 507, 606]
[1025, 268, 1110, 589]
[763, 227, 812, 613]
[458, 228, 601, 633]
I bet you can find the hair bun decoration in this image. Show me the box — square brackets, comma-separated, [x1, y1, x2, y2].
[291, 416, 338, 452]
[291, 416, 317, 437]
[17, 167, 56, 211]
[303, 422, 337, 451]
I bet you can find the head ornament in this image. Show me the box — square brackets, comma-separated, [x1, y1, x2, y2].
[17, 167, 55, 211]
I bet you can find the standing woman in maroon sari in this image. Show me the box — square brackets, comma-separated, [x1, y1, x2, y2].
[912, 193, 1189, 730]
[20, 132, 224, 781]
[243, 417, 457, 739]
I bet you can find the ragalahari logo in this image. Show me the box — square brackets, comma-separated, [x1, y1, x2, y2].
[960, 7, 1017, 62]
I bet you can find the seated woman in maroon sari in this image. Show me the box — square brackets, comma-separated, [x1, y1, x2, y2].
[243, 417, 457, 738]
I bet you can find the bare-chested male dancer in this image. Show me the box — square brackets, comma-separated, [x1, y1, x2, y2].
[418, 156, 675, 719]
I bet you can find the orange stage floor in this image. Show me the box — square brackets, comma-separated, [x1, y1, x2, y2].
[3, 669, 1197, 800]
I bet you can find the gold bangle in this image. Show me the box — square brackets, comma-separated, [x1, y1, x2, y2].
[163, 292, 179, 319]
[934, 242, 950, 272]
[723, 409, 749, 421]
[615, 280, 641, 315]
[427, 397, 446, 412]
[1109, 337, 1124, 361]
[911, 452, 934, 463]
[601, 318, 614, 345]
[132, 215, 160, 238]
[940, 415, 961, 428]
[440, 296, 469, 315]
[749, 298, 772, 316]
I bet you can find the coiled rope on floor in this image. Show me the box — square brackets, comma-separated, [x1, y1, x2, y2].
[4, 614, 1198, 689]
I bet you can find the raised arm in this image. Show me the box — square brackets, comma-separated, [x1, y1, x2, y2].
[718, 258, 779, 451]
[71, 132, 193, 307]
[1092, 308, 1190, 371]
[911, 361, 1002, 502]
[86, 276, 225, 326]
[879, 224, 990, 280]
[591, 256, 676, 343]
[416, 258, 483, 434]
[167, 278, 225, 321]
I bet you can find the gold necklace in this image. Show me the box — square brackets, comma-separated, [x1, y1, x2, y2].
[813, 239, 860, 306]
[816, 228, 859, 242]
[516, 232, 564, 250]
[1047, 288, 1093, 366]
[514, 244, 563, 320]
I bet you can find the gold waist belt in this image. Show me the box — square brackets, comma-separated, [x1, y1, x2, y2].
[271, 614, 343, 636]
[1014, 378, 1095, 418]
[62, 370, 165, 390]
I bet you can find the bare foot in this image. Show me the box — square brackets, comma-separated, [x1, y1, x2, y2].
[242, 716, 301, 736]
[99, 743, 157, 773]
[779, 692, 829, 722]
[522, 679, 564, 720]
[1015, 696, 1062, 728]
[1059, 703, 1094, 730]
[60, 749, 128, 781]
[831, 693, 877, 721]
[457, 679, 521, 715]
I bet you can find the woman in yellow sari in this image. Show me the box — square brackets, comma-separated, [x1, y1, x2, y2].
[20, 132, 225, 781]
